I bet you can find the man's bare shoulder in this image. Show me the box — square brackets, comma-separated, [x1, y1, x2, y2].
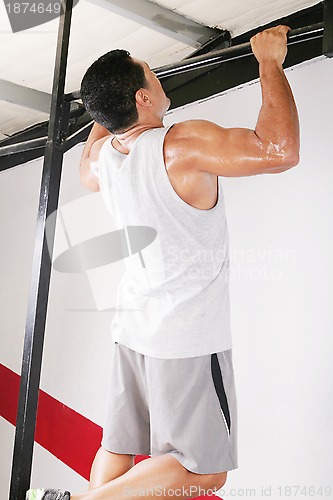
[164, 120, 226, 172]
[167, 119, 221, 141]
[90, 134, 112, 160]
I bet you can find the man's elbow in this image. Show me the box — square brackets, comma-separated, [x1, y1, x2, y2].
[281, 151, 300, 170]
[270, 147, 300, 173]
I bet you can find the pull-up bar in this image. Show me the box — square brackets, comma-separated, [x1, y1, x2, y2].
[64, 22, 326, 103]
[154, 22, 325, 78]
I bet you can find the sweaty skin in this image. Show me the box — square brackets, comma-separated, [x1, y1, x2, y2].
[80, 25, 300, 211]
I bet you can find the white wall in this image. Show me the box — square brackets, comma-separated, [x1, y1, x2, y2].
[1, 56, 332, 499]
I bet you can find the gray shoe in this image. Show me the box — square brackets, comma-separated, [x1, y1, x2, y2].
[26, 488, 71, 500]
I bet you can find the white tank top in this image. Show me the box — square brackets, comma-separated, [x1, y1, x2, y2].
[97, 125, 232, 358]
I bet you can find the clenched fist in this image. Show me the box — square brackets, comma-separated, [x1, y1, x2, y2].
[250, 25, 291, 67]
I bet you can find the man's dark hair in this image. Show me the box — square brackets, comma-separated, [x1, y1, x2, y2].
[80, 49, 147, 134]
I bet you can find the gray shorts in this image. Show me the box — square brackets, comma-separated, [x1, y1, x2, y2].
[101, 342, 238, 474]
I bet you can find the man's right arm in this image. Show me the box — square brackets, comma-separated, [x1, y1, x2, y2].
[251, 25, 300, 172]
[166, 25, 300, 177]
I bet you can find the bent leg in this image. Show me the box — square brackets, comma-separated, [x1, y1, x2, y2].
[89, 447, 135, 490]
[74, 453, 227, 500]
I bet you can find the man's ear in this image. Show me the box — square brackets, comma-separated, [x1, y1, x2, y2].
[135, 89, 152, 107]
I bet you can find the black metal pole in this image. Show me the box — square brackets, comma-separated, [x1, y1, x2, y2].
[154, 22, 324, 78]
[9, 0, 73, 498]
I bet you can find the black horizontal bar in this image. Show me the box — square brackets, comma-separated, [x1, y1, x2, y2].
[63, 22, 324, 103]
[0, 136, 47, 156]
[62, 120, 93, 152]
[0, 122, 95, 158]
[0, 121, 94, 157]
[65, 89, 80, 102]
[154, 22, 324, 78]
[0, 104, 88, 158]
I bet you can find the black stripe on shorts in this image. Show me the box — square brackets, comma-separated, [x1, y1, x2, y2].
[211, 353, 231, 434]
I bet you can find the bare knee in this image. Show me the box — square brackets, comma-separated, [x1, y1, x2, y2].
[197, 471, 227, 492]
[211, 471, 227, 490]
[89, 447, 134, 489]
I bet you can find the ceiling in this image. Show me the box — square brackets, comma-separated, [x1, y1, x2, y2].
[0, 0, 322, 140]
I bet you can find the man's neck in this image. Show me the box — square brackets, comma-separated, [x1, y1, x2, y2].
[113, 119, 164, 153]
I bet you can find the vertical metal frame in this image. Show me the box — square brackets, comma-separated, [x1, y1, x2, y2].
[323, 0, 333, 56]
[9, 0, 73, 497]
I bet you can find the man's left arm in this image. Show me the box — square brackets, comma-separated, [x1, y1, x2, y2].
[80, 123, 112, 191]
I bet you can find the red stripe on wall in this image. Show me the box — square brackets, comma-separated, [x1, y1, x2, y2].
[0, 363, 149, 480]
[0, 363, 20, 426]
[35, 387, 103, 480]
